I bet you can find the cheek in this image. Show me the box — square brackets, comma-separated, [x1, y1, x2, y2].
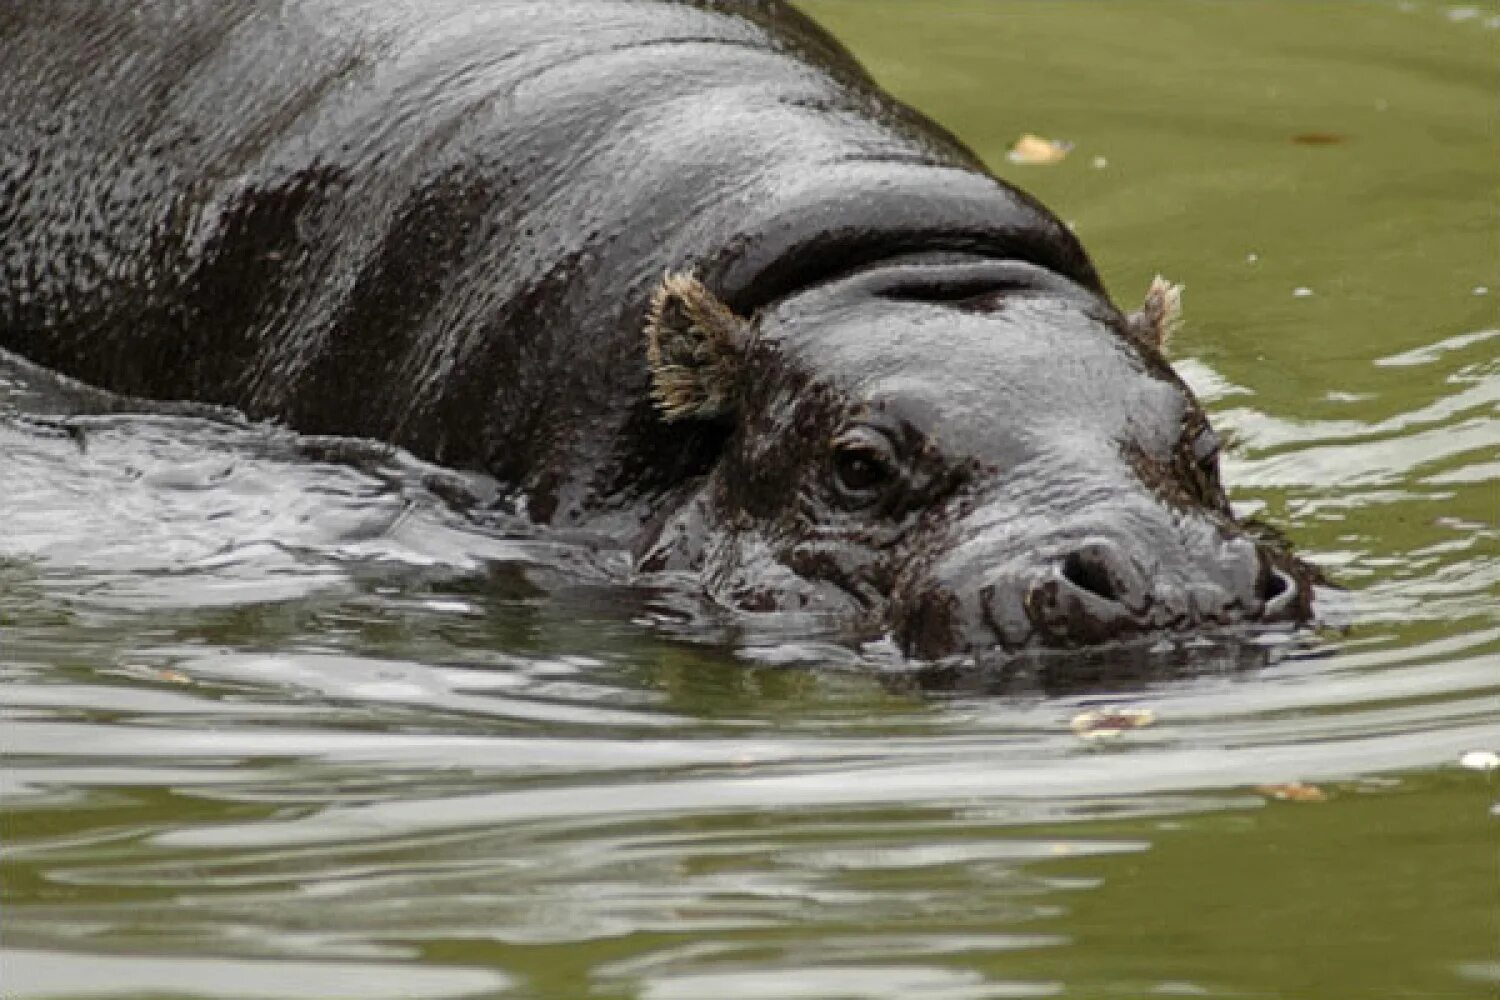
[725, 435, 828, 523]
[664, 507, 868, 615]
[725, 379, 850, 515]
[784, 534, 891, 607]
[718, 554, 868, 614]
[634, 488, 717, 573]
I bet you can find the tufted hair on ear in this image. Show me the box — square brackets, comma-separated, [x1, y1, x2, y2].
[1127, 275, 1184, 353]
[645, 272, 751, 421]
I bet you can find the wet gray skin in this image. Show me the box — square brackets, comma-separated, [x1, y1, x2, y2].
[637, 257, 1310, 658]
[0, 0, 1314, 662]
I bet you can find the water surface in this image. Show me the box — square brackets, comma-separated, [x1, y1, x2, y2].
[3, 2, 1498, 997]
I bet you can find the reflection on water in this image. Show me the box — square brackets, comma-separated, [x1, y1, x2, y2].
[3, 1, 1497, 998]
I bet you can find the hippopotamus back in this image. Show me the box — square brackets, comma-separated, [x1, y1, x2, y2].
[1, 0, 1084, 522]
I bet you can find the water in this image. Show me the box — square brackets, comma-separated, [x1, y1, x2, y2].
[3, 1, 1498, 997]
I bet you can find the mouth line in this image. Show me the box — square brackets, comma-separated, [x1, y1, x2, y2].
[933, 611, 1312, 665]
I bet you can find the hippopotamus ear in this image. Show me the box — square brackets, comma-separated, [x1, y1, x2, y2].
[645, 272, 753, 421]
[1127, 275, 1184, 353]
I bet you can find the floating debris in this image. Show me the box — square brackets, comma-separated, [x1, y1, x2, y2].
[1008, 133, 1072, 165]
[1255, 782, 1328, 802]
[1458, 750, 1500, 771]
[119, 664, 193, 685]
[1070, 707, 1156, 741]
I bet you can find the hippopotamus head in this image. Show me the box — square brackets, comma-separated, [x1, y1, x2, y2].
[634, 256, 1313, 659]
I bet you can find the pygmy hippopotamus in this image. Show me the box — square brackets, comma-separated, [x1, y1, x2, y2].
[0, 0, 1314, 659]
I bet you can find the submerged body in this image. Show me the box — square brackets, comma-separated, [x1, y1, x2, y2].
[0, 0, 1312, 658]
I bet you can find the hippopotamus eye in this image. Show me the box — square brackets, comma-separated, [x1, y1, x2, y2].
[830, 428, 899, 506]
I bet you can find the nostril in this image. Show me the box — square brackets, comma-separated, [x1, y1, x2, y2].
[1061, 545, 1121, 604]
[1261, 568, 1289, 602]
[1258, 566, 1299, 618]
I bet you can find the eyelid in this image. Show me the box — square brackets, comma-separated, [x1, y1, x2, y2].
[833, 424, 899, 459]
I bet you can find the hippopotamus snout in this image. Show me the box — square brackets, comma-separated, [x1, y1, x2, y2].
[895, 511, 1304, 659]
[1023, 536, 1300, 639]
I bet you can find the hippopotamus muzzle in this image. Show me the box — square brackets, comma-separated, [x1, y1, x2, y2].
[639, 254, 1315, 659]
[891, 497, 1307, 658]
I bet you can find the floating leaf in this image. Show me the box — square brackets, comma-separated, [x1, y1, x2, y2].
[1256, 782, 1328, 802]
[118, 664, 193, 685]
[1071, 707, 1155, 741]
[1008, 133, 1072, 165]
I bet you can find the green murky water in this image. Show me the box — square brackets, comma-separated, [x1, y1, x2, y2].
[3, 2, 1498, 998]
